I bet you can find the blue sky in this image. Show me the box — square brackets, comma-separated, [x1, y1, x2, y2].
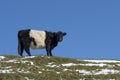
[0, 0, 120, 59]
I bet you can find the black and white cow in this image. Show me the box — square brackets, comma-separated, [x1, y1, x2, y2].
[18, 29, 67, 56]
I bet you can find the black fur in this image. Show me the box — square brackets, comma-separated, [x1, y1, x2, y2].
[18, 29, 67, 56]
[18, 29, 32, 56]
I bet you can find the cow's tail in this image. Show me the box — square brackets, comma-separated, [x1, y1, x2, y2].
[18, 31, 23, 56]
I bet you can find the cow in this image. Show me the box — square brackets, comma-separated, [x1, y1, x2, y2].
[18, 29, 67, 56]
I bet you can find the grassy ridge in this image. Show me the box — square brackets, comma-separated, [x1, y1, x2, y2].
[0, 56, 120, 80]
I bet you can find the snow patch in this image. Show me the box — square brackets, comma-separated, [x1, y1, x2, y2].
[84, 60, 120, 63]
[76, 69, 120, 75]
[46, 64, 57, 67]
[56, 72, 61, 74]
[24, 77, 35, 80]
[62, 63, 78, 67]
[79, 63, 106, 67]
[24, 56, 36, 59]
[62, 63, 109, 67]
[21, 61, 34, 65]
[76, 70, 91, 75]
[63, 68, 69, 71]
[0, 56, 5, 60]
[0, 69, 14, 73]
[17, 68, 30, 73]
[1, 66, 12, 69]
[95, 69, 120, 75]
[4, 59, 18, 63]
[38, 71, 42, 74]
[46, 62, 59, 68]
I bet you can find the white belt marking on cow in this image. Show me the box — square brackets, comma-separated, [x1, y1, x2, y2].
[29, 30, 46, 49]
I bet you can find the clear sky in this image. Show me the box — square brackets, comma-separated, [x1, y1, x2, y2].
[0, 0, 120, 59]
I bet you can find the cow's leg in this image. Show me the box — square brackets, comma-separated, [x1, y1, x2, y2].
[46, 45, 51, 56]
[24, 39, 31, 56]
[25, 48, 31, 56]
[24, 44, 31, 56]
[46, 48, 53, 56]
[18, 45, 24, 56]
[46, 49, 51, 56]
[49, 50, 53, 56]
[50, 47, 55, 56]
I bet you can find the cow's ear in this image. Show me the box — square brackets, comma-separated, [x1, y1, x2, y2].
[63, 32, 67, 36]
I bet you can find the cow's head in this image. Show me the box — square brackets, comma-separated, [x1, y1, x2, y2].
[57, 31, 67, 42]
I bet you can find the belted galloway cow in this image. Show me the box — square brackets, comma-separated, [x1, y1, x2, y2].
[18, 29, 67, 56]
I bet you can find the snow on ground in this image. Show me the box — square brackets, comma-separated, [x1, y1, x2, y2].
[4, 59, 19, 63]
[61, 60, 120, 75]
[1, 56, 120, 76]
[17, 68, 30, 73]
[46, 62, 60, 68]
[56, 72, 61, 74]
[46, 64, 59, 68]
[62, 63, 108, 67]
[84, 60, 120, 63]
[24, 77, 35, 80]
[62, 63, 78, 67]
[95, 69, 120, 75]
[24, 56, 36, 59]
[21, 61, 34, 65]
[79, 63, 107, 67]
[61, 62, 114, 67]
[76, 70, 91, 75]
[0, 69, 14, 73]
[38, 71, 42, 74]
[0, 56, 5, 60]
[76, 69, 120, 75]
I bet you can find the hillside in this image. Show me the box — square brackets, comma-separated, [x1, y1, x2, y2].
[1, 56, 120, 80]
